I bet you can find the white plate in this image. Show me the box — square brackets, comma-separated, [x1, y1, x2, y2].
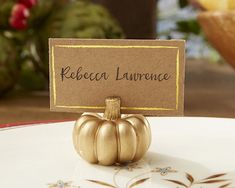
[0, 117, 235, 188]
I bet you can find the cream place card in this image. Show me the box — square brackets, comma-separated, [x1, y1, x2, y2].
[49, 39, 185, 116]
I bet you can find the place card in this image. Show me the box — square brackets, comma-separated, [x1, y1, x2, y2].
[49, 39, 185, 116]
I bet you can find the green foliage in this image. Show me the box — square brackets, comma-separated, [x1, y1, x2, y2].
[176, 0, 202, 36]
[176, 19, 201, 35]
[0, 33, 20, 95]
[0, 1, 14, 28]
[178, 0, 189, 8]
[0, 0, 124, 95]
[36, 0, 124, 76]
[18, 61, 47, 91]
[40, 1, 123, 39]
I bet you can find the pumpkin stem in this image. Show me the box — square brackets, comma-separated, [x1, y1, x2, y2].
[103, 97, 121, 120]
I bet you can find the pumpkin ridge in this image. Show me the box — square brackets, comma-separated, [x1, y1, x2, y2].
[76, 119, 96, 157]
[131, 120, 140, 160]
[128, 115, 151, 149]
[127, 120, 140, 161]
[75, 115, 100, 150]
[73, 119, 88, 153]
[94, 120, 103, 163]
[117, 120, 137, 162]
[115, 121, 121, 163]
[125, 115, 145, 125]
[82, 113, 102, 118]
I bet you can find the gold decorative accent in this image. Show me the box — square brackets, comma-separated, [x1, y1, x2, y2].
[73, 97, 151, 166]
[87, 163, 232, 188]
[151, 166, 177, 176]
[87, 162, 150, 188]
[55, 105, 175, 111]
[176, 49, 180, 109]
[86, 180, 116, 188]
[55, 44, 179, 49]
[51, 44, 180, 112]
[48, 165, 234, 188]
[51, 46, 56, 106]
[164, 172, 231, 188]
[128, 178, 150, 188]
[47, 180, 79, 188]
[114, 162, 142, 171]
[116, 164, 233, 188]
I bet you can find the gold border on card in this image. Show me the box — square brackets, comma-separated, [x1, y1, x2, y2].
[51, 44, 180, 111]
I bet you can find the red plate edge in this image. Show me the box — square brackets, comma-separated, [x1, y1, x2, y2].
[0, 119, 76, 129]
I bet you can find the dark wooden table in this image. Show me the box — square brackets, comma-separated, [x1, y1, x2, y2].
[0, 59, 235, 124]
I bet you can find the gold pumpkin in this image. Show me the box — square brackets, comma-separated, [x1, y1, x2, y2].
[73, 97, 151, 166]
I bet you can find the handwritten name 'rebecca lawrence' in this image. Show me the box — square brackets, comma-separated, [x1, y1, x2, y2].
[60, 66, 171, 82]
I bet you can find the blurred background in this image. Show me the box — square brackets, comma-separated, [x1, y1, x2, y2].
[0, 0, 235, 124]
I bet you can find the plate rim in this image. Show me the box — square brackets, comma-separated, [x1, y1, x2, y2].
[0, 119, 75, 129]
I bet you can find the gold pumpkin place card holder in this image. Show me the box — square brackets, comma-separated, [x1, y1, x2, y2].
[49, 39, 185, 166]
[73, 97, 151, 165]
